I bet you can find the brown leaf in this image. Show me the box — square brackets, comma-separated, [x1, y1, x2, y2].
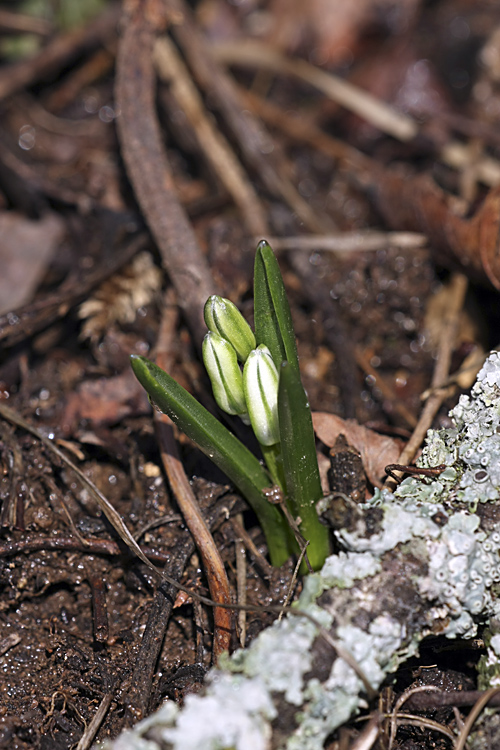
[0, 211, 64, 315]
[368, 166, 500, 288]
[267, 0, 421, 66]
[61, 369, 151, 435]
[312, 411, 402, 487]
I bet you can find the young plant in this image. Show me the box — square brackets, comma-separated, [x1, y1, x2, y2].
[131, 241, 329, 570]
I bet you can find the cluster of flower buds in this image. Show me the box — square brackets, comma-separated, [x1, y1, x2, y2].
[203, 296, 280, 446]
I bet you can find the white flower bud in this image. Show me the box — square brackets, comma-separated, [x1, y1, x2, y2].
[203, 332, 248, 416]
[243, 345, 280, 446]
[204, 295, 256, 362]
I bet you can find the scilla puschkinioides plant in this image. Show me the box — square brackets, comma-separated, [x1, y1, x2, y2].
[130, 241, 330, 569]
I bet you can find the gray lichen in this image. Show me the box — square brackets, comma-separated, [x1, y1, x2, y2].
[101, 351, 500, 750]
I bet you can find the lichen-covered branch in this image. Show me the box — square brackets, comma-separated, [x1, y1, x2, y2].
[103, 352, 500, 750]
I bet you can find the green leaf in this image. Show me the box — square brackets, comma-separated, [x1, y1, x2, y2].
[278, 361, 330, 570]
[253, 241, 329, 570]
[253, 240, 299, 372]
[130, 355, 290, 566]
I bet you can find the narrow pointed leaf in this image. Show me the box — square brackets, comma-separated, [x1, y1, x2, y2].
[131, 355, 290, 566]
[278, 361, 330, 570]
[253, 240, 299, 371]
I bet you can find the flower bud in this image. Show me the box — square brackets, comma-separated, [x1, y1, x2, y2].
[204, 295, 256, 362]
[243, 345, 280, 446]
[203, 332, 248, 417]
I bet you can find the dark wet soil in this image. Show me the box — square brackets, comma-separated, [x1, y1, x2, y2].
[1, 1, 500, 747]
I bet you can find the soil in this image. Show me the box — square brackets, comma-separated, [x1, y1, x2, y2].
[0, 0, 499, 747]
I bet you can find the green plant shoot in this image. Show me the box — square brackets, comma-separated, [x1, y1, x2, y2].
[131, 241, 330, 570]
[130, 355, 290, 567]
[252, 241, 329, 570]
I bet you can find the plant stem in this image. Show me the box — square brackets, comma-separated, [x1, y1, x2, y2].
[260, 442, 286, 493]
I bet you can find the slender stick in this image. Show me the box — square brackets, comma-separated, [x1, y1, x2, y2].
[155, 293, 233, 662]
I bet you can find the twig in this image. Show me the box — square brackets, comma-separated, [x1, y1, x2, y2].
[264, 232, 427, 253]
[0, 534, 179, 563]
[154, 35, 268, 236]
[115, 0, 217, 348]
[13, 93, 104, 137]
[405, 688, 500, 711]
[165, 0, 330, 233]
[75, 690, 114, 750]
[0, 232, 147, 349]
[0, 9, 52, 36]
[278, 546, 307, 623]
[239, 86, 369, 169]
[454, 687, 500, 750]
[122, 493, 238, 725]
[264, 486, 313, 574]
[88, 573, 109, 643]
[234, 513, 247, 647]
[386, 713, 455, 743]
[122, 552, 194, 726]
[155, 292, 232, 662]
[385, 272, 468, 489]
[0, 138, 94, 211]
[212, 40, 416, 142]
[229, 517, 274, 579]
[45, 47, 115, 112]
[0, 4, 120, 101]
[388, 685, 441, 749]
[212, 40, 500, 187]
[349, 713, 380, 750]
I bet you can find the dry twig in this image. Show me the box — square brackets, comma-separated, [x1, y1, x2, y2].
[154, 35, 268, 237]
[212, 40, 500, 187]
[0, 4, 120, 101]
[154, 294, 233, 662]
[385, 272, 468, 488]
[115, 0, 217, 348]
[165, 0, 329, 233]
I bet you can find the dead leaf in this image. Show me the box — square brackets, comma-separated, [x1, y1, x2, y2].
[267, 0, 421, 66]
[0, 211, 65, 315]
[61, 369, 151, 435]
[367, 166, 500, 289]
[312, 411, 403, 487]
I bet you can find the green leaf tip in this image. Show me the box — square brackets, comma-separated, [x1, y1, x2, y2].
[254, 241, 300, 373]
